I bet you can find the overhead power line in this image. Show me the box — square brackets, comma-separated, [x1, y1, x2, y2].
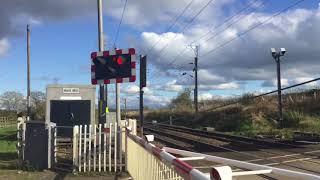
[146, 0, 215, 82]
[200, 0, 305, 58]
[201, 76, 320, 113]
[160, 0, 268, 71]
[150, 0, 215, 59]
[113, 0, 128, 47]
[144, 0, 196, 55]
[194, 0, 264, 44]
[150, 0, 304, 86]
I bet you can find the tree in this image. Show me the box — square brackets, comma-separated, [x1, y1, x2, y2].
[0, 91, 26, 112]
[170, 89, 192, 109]
[30, 91, 46, 120]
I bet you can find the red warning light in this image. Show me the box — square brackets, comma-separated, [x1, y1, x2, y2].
[117, 56, 123, 65]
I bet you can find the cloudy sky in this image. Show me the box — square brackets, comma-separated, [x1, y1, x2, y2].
[0, 0, 319, 108]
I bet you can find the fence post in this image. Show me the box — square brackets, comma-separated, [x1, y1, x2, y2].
[73, 126, 79, 171]
[109, 123, 112, 172]
[125, 128, 128, 171]
[94, 124, 97, 171]
[84, 125, 87, 172]
[114, 122, 117, 172]
[79, 125, 82, 172]
[88, 124, 92, 171]
[104, 123, 107, 172]
[119, 123, 122, 172]
[98, 124, 102, 172]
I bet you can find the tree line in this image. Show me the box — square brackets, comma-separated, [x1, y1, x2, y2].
[0, 91, 46, 120]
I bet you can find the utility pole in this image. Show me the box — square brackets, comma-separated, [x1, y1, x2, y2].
[140, 55, 147, 136]
[27, 25, 31, 121]
[271, 48, 286, 129]
[97, 0, 107, 124]
[194, 45, 199, 121]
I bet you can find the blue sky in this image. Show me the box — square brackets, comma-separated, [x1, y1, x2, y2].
[0, 0, 319, 108]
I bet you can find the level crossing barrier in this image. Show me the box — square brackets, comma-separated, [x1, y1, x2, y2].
[125, 128, 212, 180]
[164, 147, 320, 180]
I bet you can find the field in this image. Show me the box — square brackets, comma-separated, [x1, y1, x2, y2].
[0, 126, 17, 170]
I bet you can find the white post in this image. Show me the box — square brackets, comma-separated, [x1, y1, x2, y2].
[114, 122, 117, 172]
[94, 124, 97, 171]
[125, 127, 128, 171]
[119, 124, 122, 172]
[104, 123, 107, 171]
[54, 126, 57, 164]
[84, 125, 87, 172]
[73, 126, 79, 171]
[88, 124, 92, 171]
[79, 125, 82, 172]
[99, 124, 102, 172]
[109, 123, 112, 172]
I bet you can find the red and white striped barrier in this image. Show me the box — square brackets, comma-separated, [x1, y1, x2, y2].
[126, 131, 212, 180]
[164, 147, 320, 180]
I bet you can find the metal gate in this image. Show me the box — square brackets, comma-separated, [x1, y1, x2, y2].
[72, 120, 137, 172]
[53, 126, 74, 172]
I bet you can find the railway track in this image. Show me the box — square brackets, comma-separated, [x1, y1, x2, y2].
[144, 124, 320, 179]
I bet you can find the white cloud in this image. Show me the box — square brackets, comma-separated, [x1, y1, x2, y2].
[145, 95, 171, 107]
[154, 80, 184, 92]
[141, 3, 320, 87]
[0, 39, 9, 56]
[199, 93, 214, 101]
[292, 77, 318, 87]
[262, 78, 289, 87]
[123, 85, 140, 94]
[199, 82, 240, 90]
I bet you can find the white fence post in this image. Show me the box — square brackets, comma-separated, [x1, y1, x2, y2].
[109, 123, 112, 172]
[88, 124, 92, 171]
[73, 125, 79, 171]
[84, 124, 87, 172]
[54, 126, 57, 164]
[114, 122, 117, 172]
[119, 124, 122, 172]
[103, 123, 107, 172]
[98, 124, 102, 172]
[79, 125, 82, 172]
[94, 124, 97, 171]
[125, 128, 128, 171]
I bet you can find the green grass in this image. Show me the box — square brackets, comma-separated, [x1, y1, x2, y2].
[0, 126, 18, 169]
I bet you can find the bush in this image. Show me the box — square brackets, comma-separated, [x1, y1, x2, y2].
[283, 111, 304, 128]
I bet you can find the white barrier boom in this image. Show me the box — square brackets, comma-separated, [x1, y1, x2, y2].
[164, 147, 320, 180]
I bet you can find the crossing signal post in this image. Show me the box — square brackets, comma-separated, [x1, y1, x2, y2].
[140, 55, 147, 136]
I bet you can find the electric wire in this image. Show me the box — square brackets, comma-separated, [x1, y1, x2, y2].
[159, 0, 268, 73]
[200, 0, 305, 58]
[113, 0, 128, 47]
[143, 0, 196, 56]
[201, 76, 320, 112]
